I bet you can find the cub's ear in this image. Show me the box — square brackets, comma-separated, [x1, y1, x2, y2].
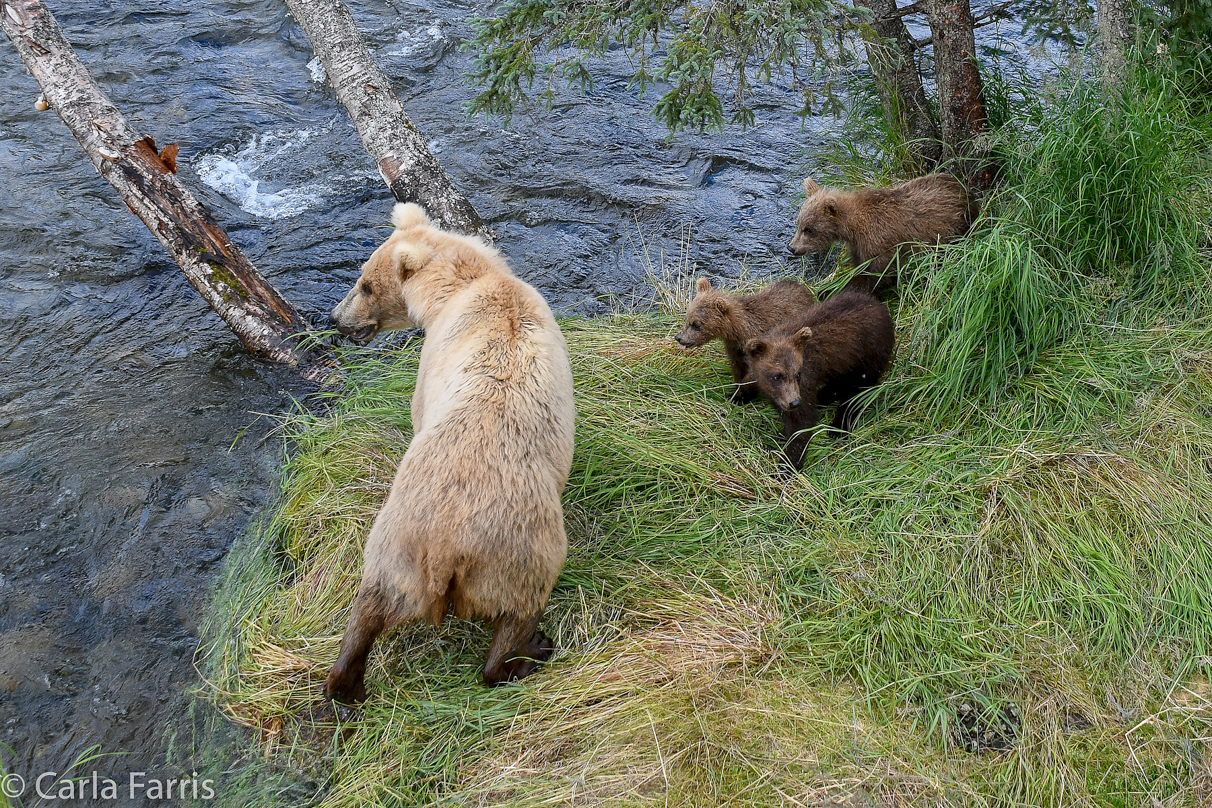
[823, 199, 837, 218]
[744, 339, 767, 358]
[803, 177, 820, 194]
[391, 202, 430, 230]
[793, 326, 814, 346]
[712, 296, 732, 316]
[695, 277, 712, 294]
[393, 240, 434, 277]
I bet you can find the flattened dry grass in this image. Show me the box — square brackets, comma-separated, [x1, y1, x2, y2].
[197, 55, 1212, 807]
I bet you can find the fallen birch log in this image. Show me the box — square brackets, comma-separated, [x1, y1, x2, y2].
[284, 0, 486, 237]
[1, 0, 320, 369]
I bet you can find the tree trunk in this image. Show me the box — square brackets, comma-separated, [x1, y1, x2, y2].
[1097, 0, 1131, 85]
[856, 0, 942, 172]
[0, 0, 323, 371]
[923, 0, 994, 191]
[284, 0, 486, 237]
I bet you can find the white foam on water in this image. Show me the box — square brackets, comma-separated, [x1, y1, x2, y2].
[306, 56, 326, 84]
[196, 128, 328, 219]
[386, 22, 444, 57]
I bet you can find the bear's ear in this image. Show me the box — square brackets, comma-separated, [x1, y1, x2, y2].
[391, 202, 430, 230]
[793, 326, 814, 346]
[823, 199, 837, 218]
[695, 277, 712, 295]
[745, 338, 767, 358]
[393, 240, 434, 277]
[803, 177, 820, 195]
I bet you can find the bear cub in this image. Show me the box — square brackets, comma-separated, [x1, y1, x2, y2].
[744, 291, 894, 469]
[675, 277, 816, 404]
[788, 173, 972, 296]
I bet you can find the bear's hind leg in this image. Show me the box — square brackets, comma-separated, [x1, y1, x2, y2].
[830, 374, 879, 434]
[482, 612, 554, 686]
[830, 396, 861, 434]
[325, 588, 391, 704]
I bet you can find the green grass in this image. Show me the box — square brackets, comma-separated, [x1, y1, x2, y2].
[197, 54, 1212, 807]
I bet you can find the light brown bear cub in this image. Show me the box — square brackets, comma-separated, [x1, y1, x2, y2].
[675, 277, 816, 404]
[744, 291, 894, 470]
[326, 203, 575, 701]
[788, 174, 972, 296]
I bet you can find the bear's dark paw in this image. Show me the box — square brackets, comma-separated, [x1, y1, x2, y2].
[772, 458, 804, 481]
[489, 630, 556, 686]
[525, 629, 556, 663]
[324, 671, 367, 706]
[728, 386, 758, 406]
[330, 701, 363, 722]
[823, 418, 852, 440]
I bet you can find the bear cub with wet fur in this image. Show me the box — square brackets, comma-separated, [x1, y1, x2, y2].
[325, 202, 575, 702]
[744, 291, 894, 469]
[788, 173, 972, 295]
[675, 278, 816, 404]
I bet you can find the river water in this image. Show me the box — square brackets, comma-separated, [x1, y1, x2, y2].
[0, 0, 1039, 803]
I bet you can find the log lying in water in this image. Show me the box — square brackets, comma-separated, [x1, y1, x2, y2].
[284, 0, 487, 238]
[0, 0, 322, 371]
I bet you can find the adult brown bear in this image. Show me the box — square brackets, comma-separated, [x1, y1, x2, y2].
[326, 203, 576, 701]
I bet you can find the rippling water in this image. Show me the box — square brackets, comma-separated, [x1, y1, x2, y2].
[0, 0, 1040, 798]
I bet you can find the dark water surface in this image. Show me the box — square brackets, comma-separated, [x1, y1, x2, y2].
[0, 0, 1039, 803]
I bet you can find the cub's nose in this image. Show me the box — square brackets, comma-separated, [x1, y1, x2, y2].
[788, 397, 802, 409]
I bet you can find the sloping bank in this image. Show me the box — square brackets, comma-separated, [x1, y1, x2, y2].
[195, 59, 1212, 806]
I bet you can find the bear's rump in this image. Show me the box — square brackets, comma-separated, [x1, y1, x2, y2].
[376, 432, 568, 618]
[442, 528, 566, 620]
[361, 487, 567, 623]
[415, 499, 567, 621]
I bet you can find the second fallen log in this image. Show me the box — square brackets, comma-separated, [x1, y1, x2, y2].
[285, 0, 486, 237]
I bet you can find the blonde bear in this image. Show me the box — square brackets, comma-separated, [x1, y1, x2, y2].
[326, 203, 575, 700]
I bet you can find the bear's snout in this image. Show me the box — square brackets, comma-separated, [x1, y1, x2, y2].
[330, 308, 377, 344]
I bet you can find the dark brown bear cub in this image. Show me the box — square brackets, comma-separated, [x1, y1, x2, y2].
[744, 291, 894, 469]
[788, 174, 972, 296]
[675, 278, 816, 404]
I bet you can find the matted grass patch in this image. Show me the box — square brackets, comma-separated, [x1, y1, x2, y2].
[199, 312, 1212, 807]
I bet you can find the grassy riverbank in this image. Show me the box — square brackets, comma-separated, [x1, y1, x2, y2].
[198, 58, 1212, 806]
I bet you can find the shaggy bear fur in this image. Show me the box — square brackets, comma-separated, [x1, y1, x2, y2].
[326, 203, 576, 701]
[788, 173, 973, 296]
[675, 277, 816, 404]
[744, 291, 894, 469]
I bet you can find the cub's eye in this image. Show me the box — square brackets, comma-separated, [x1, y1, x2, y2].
[690, 321, 701, 330]
[801, 226, 812, 236]
[772, 373, 784, 383]
[361, 281, 374, 296]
